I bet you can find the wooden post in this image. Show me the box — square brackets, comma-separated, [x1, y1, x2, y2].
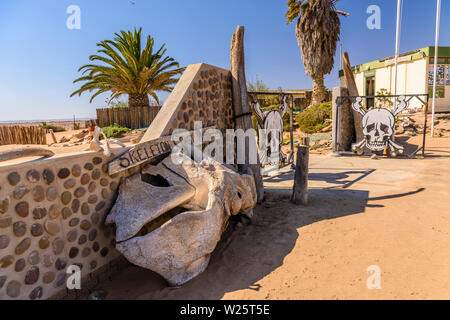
[291, 137, 309, 205]
[343, 52, 363, 142]
[49, 129, 57, 144]
[230, 25, 264, 202]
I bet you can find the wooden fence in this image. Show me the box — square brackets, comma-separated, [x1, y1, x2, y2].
[96, 106, 161, 129]
[0, 126, 47, 145]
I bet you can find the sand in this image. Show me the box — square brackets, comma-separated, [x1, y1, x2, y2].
[79, 133, 450, 300]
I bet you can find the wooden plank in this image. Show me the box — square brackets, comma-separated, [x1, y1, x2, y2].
[343, 52, 363, 142]
[108, 127, 212, 175]
[291, 137, 310, 205]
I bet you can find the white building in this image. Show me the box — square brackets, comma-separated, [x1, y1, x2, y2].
[339, 46, 450, 112]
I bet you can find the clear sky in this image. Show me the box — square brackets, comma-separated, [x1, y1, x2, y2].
[0, 0, 449, 121]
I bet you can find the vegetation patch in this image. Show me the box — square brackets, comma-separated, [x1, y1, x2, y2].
[40, 124, 66, 132]
[295, 102, 332, 134]
[102, 123, 131, 138]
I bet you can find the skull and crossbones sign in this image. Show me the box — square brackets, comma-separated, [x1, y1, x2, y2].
[351, 96, 408, 157]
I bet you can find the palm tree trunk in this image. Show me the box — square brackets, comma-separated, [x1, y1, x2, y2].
[311, 75, 327, 107]
[128, 94, 150, 108]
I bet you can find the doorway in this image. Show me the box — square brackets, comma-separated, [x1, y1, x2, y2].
[365, 76, 375, 109]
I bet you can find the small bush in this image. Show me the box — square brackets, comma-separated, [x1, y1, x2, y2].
[40, 124, 66, 132]
[295, 102, 332, 134]
[102, 123, 131, 138]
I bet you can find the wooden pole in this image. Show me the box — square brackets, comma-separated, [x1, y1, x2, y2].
[49, 129, 57, 144]
[230, 25, 264, 202]
[291, 137, 309, 205]
[342, 52, 363, 142]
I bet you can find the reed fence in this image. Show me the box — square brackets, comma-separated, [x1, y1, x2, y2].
[96, 106, 161, 129]
[0, 126, 47, 145]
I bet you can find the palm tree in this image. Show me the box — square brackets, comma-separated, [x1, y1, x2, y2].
[286, 0, 348, 106]
[71, 28, 184, 108]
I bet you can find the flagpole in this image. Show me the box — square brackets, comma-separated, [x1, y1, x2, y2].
[431, 0, 442, 137]
[393, 0, 401, 98]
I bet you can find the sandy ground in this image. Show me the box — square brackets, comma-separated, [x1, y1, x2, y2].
[75, 133, 450, 300]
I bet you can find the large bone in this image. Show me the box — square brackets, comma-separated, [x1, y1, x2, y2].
[107, 153, 257, 286]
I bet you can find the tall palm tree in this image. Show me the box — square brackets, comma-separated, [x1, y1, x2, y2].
[71, 28, 184, 108]
[286, 0, 348, 106]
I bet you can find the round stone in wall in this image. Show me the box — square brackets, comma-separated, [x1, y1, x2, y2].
[31, 223, 44, 237]
[43, 169, 55, 185]
[55, 258, 67, 270]
[42, 254, 54, 268]
[64, 178, 76, 189]
[28, 250, 40, 265]
[26, 170, 40, 183]
[6, 280, 21, 298]
[88, 195, 98, 204]
[0, 197, 9, 214]
[69, 247, 79, 258]
[100, 247, 109, 257]
[15, 258, 26, 272]
[92, 169, 101, 180]
[13, 186, 30, 200]
[13, 221, 27, 237]
[69, 218, 79, 227]
[61, 207, 72, 220]
[88, 182, 96, 193]
[80, 173, 90, 185]
[100, 178, 109, 187]
[67, 229, 77, 242]
[72, 164, 82, 177]
[93, 157, 103, 165]
[81, 248, 91, 257]
[78, 234, 87, 245]
[43, 272, 55, 284]
[96, 201, 106, 211]
[0, 255, 14, 268]
[91, 212, 100, 225]
[74, 187, 86, 198]
[84, 163, 94, 171]
[29, 286, 43, 300]
[71, 199, 80, 213]
[46, 186, 58, 201]
[81, 203, 90, 215]
[39, 236, 50, 250]
[32, 207, 47, 219]
[54, 273, 66, 287]
[57, 168, 70, 179]
[92, 242, 100, 252]
[0, 216, 12, 228]
[7, 172, 21, 186]
[52, 238, 64, 255]
[15, 237, 31, 255]
[15, 201, 29, 217]
[48, 204, 60, 219]
[90, 260, 97, 270]
[44, 220, 60, 235]
[61, 191, 72, 205]
[32, 186, 45, 202]
[88, 229, 97, 241]
[0, 235, 10, 249]
[24, 266, 40, 285]
[80, 220, 91, 231]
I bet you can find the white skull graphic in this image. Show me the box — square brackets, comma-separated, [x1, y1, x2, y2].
[362, 108, 394, 152]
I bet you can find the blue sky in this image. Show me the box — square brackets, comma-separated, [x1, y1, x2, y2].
[0, 0, 449, 121]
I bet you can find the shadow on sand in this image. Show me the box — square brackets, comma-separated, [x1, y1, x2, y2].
[92, 168, 425, 299]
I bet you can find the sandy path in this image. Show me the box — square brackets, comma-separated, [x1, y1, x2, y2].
[82, 135, 450, 300]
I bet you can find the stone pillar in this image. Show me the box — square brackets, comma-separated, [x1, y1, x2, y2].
[332, 86, 354, 152]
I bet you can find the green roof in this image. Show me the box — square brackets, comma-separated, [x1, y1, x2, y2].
[338, 46, 450, 77]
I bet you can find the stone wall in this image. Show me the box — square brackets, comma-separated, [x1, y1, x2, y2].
[141, 63, 235, 141]
[0, 62, 239, 300]
[0, 151, 126, 299]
